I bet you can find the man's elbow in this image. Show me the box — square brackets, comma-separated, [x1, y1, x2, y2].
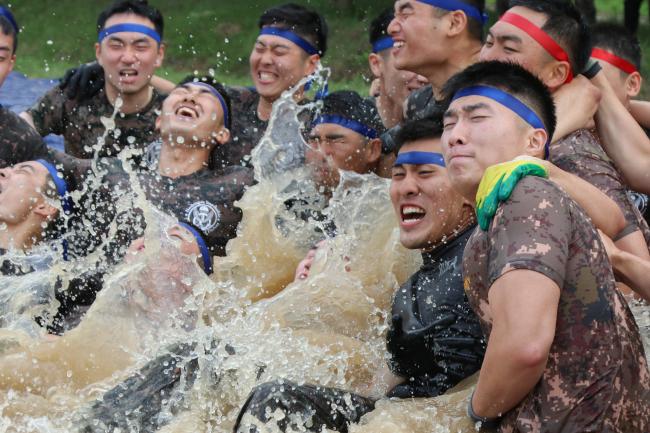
[510, 341, 550, 370]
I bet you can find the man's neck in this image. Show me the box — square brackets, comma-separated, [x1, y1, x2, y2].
[158, 140, 211, 179]
[257, 88, 306, 122]
[0, 221, 41, 252]
[104, 83, 154, 115]
[423, 40, 482, 98]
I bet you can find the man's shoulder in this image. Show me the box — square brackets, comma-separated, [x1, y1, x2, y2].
[405, 85, 436, 121]
[225, 86, 259, 109]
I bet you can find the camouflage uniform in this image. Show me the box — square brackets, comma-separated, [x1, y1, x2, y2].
[463, 176, 650, 433]
[27, 86, 164, 165]
[404, 85, 438, 121]
[210, 86, 267, 170]
[550, 129, 650, 248]
[0, 106, 48, 167]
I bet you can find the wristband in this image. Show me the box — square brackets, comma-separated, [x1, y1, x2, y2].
[582, 60, 602, 80]
[467, 391, 502, 429]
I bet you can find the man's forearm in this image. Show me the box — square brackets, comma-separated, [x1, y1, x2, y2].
[471, 328, 548, 419]
[592, 73, 650, 193]
[610, 248, 650, 302]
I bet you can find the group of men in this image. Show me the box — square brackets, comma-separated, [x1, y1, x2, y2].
[0, 0, 649, 431]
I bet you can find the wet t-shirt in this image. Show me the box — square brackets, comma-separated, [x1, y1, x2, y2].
[27, 86, 164, 164]
[550, 129, 650, 247]
[387, 225, 485, 398]
[463, 176, 650, 433]
[0, 106, 47, 168]
[210, 86, 267, 170]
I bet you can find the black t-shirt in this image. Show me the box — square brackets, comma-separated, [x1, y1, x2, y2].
[386, 225, 485, 398]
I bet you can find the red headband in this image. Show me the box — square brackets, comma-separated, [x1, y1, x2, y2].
[591, 48, 638, 75]
[499, 12, 574, 83]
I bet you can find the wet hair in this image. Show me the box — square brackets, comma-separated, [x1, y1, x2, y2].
[258, 3, 328, 57]
[508, 0, 590, 73]
[319, 90, 386, 138]
[393, 114, 444, 153]
[369, 7, 394, 48]
[428, 0, 486, 42]
[591, 22, 642, 72]
[97, 0, 164, 40]
[0, 7, 18, 54]
[179, 75, 232, 131]
[440, 60, 556, 146]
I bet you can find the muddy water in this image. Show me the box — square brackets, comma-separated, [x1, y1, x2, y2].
[0, 68, 648, 433]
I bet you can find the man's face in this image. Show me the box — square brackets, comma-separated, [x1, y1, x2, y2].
[390, 138, 470, 249]
[250, 31, 317, 102]
[0, 162, 51, 226]
[389, 0, 448, 73]
[0, 31, 15, 88]
[480, 7, 557, 87]
[374, 49, 428, 107]
[441, 94, 534, 200]
[157, 83, 227, 148]
[306, 123, 375, 189]
[95, 13, 164, 96]
[595, 56, 641, 107]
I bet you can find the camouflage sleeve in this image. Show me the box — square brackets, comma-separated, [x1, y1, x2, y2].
[27, 85, 67, 137]
[486, 176, 571, 289]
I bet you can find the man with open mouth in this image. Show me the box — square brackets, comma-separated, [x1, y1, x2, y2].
[20, 0, 166, 166]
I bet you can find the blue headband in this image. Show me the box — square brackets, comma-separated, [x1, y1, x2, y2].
[35, 160, 72, 214]
[98, 23, 161, 44]
[188, 82, 230, 128]
[312, 115, 378, 139]
[416, 0, 488, 25]
[372, 36, 394, 54]
[179, 222, 213, 275]
[451, 86, 550, 159]
[395, 151, 446, 167]
[259, 27, 320, 56]
[0, 6, 18, 34]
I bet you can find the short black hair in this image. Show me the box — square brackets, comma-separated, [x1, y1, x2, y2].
[369, 7, 393, 47]
[431, 0, 486, 42]
[179, 75, 232, 131]
[591, 22, 642, 72]
[440, 61, 557, 149]
[258, 3, 328, 57]
[508, 0, 590, 73]
[0, 6, 18, 54]
[394, 114, 444, 154]
[97, 0, 164, 40]
[319, 90, 386, 138]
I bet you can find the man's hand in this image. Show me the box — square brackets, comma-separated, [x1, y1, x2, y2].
[476, 157, 549, 230]
[60, 62, 105, 101]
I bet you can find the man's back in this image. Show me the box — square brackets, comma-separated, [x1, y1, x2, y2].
[463, 176, 650, 432]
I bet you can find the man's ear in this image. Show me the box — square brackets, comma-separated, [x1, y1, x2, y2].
[154, 115, 162, 131]
[95, 42, 102, 66]
[213, 127, 231, 145]
[446, 10, 469, 37]
[544, 61, 572, 90]
[526, 128, 548, 158]
[366, 137, 382, 166]
[368, 53, 382, 78]
[33, 202, 59, 220]
[154, 42, 166, 68]
[626, 71, 643, 99]
[305, 54, 320, 76]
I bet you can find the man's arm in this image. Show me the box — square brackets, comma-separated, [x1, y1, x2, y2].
[471, 270, 560, 418]
[551, 76, 600, 142]
[591, 72, 650, 193]
[629, 100, 650, 129]
[546, 162, 626, 239]
[599, 230, 650, 302]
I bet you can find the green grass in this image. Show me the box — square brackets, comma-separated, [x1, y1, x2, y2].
[9, 0, 650, 95]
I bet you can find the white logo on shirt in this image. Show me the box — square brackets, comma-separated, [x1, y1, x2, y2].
[185, 201, 220, 233]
